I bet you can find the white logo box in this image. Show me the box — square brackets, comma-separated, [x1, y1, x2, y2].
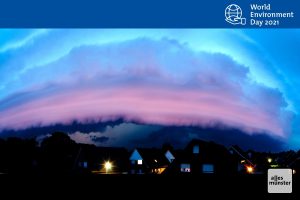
[268, 168, 292, 193]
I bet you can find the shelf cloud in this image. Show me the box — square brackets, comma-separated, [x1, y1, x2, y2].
[0, 38, 292, 138]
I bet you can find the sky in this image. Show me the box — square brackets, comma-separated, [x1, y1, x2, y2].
[0, 29, 299, 150]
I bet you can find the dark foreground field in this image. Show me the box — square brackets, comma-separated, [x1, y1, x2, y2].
[0, 174, 298, 198]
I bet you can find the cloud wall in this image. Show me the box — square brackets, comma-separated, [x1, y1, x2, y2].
[0, 38, 292, 137]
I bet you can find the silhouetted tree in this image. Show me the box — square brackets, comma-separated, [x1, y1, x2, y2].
[40, 132, 77, 175]
[162, 143, 174, 152]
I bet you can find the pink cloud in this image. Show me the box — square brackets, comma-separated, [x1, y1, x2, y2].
[0, 84, 289, 137]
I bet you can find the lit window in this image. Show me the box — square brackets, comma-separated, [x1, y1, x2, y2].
[180, 163, 191, 173]
[137, 160, 143, 165]
[202, 164, 214, 173]
[83, 161, 88, 168]
[193, 145, 199, 154]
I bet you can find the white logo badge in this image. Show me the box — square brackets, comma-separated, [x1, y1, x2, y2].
[225, 4, 246, 25]
[268, 169, 292, 193]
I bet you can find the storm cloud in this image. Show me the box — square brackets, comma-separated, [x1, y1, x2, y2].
[0, 38, 292, 139]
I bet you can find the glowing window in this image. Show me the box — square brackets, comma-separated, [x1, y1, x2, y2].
[83, 161, 88, 168]
[180, 163, 191, 173]
[137, 160, 143, 165]
[193, 145, 199, 154]
[202, 164, 214, 173]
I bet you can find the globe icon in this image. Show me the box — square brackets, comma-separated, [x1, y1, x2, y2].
[225, 4, 242, 19]
[225, 4, 246, 25]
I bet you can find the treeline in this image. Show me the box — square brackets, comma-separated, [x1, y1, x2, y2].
[0, 132, 78, 175]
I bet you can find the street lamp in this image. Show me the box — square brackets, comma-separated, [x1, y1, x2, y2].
[104, 161, 112, 174]
[246, 165, 254, 174]
[267, 158, 272, 163]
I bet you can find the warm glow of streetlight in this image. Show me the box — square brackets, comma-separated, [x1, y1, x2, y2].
[104, 161, 112, 173]
[267, 158, 272, 163]
[246, 166, 254, 174]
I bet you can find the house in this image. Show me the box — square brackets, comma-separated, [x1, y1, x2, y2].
[165, 139, 235, 175]
[129, 148, 174, 174]
[229, 145, 257, 174]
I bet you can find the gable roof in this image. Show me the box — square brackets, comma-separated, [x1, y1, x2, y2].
[131, 148, 170, 168]
[229, 145, 255, 167]
[165, 150, 175, 163]
[186, 139, 230, 159]
[129, 149, 142, 161]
